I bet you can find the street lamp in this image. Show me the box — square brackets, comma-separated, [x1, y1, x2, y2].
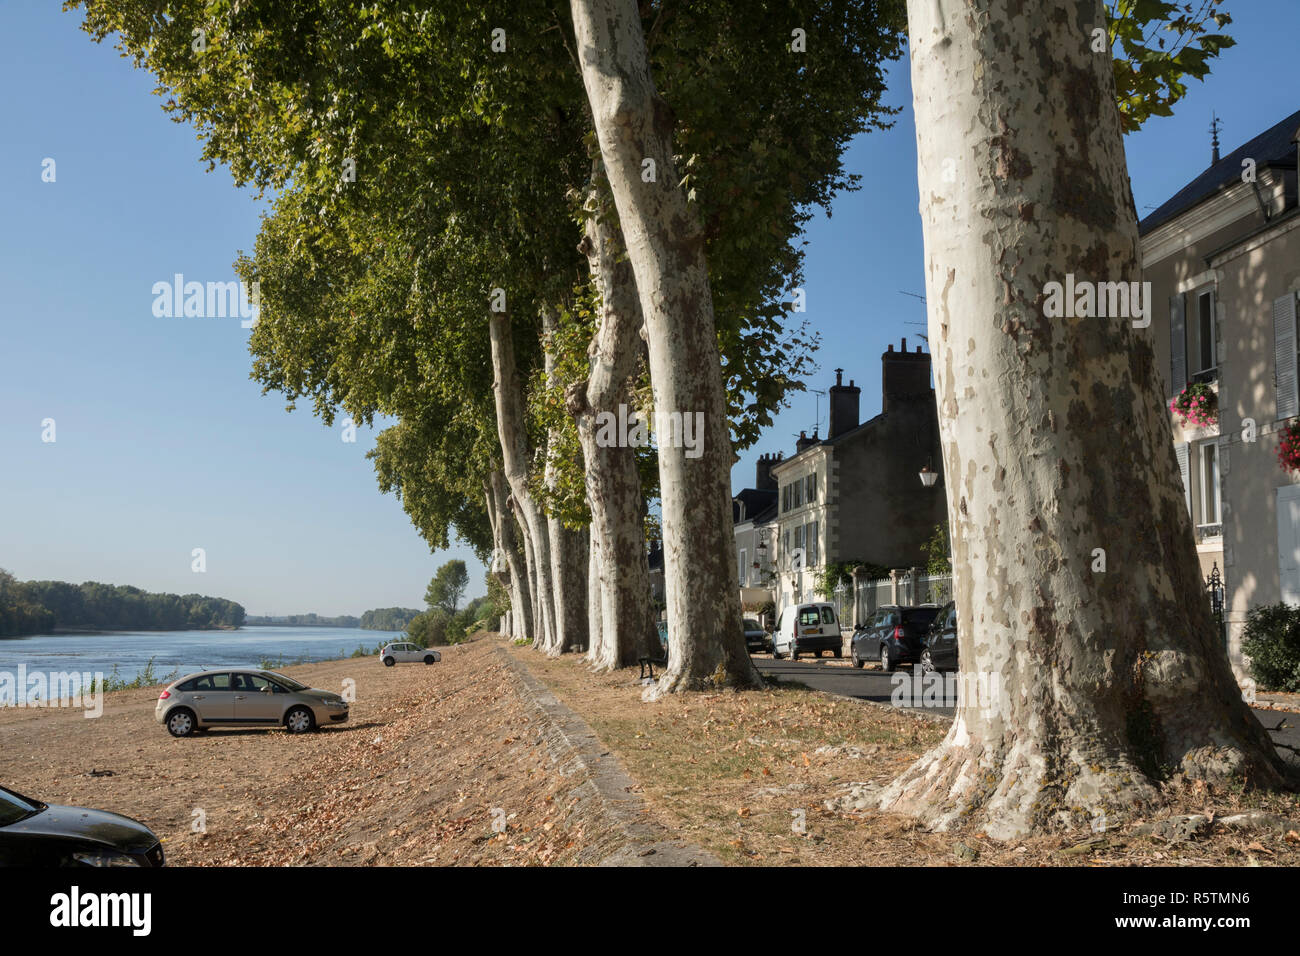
[919, 457, 938, 488]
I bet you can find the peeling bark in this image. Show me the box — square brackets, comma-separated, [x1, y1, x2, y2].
[489, 311, 557, 652]
[569, 0, 759, 693]
[567, 177, 660, 671]
[881, 0, 1290, 838]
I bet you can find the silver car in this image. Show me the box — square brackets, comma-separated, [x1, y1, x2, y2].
[155, 669, 349, 737]
[380, 642, 441, 666]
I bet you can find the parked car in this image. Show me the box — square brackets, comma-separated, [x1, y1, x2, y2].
[0, 784, 164, 867]
[773, 602, 841, 660]
[851, 604, 942, 672]
[381, 642, 441, 666]
[155, 668, 349, 737]
[743, 618, 770, 653]
[920, 601, 958, 673]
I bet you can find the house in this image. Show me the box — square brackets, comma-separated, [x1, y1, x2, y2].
[732, 454, 781, 621]
[1139, 107, 1300, 673]
[763, 341, 947, 620]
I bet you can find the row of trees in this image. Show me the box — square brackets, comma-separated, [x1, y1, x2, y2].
[359, 607, 424, 631]
[72, 0, 1290, 834]
[246, 612, 362, 627]
[0, 570, 245, 635]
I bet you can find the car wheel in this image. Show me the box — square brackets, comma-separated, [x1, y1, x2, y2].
[383, 656, 396, 667]
[284, 706, 315, 734]
[920, 649, 936, 674]
[772, 643, 784, 660]
[166, 708, 196, 738]
[790, 642, 799, 661]
[423, 655, 436, 665]
[880, 646, 894, 673]
[832, 647, 842, 659]
[851, 649, 864, 669]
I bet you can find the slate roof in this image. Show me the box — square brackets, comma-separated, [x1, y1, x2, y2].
[1139, 108, 1299, 235]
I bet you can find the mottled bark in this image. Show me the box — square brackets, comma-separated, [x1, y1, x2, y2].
[566, 178, 660, 671]
[880, 0, 1289, 838]
[487, 468, 532, 641]
[541, 309, 591, 656]
[569, 0, 759, 694]
[489, 311, 557, 651]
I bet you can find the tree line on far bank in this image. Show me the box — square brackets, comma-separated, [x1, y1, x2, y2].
[0, 569, 246, 636]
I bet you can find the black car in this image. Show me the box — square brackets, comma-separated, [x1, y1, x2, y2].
[850, 604, 942, 672]
[920, 601, 958, 673]
[743, 618, 770, 653]
[0, 785, 164, 867]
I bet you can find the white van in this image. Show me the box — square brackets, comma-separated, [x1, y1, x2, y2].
[773, 602, 841, 660]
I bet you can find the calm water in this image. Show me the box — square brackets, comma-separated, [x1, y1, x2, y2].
[0, 626, 392, 702]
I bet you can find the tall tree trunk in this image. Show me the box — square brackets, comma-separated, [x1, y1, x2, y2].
[487, 468, 532, 641]
[569, 0, 759, 694]
[489, 311, 557, 651]
[567, 175, 661, 671]
[879, 0, 1288, 838]
[587, 523, 604, 660]
[542, 309, 590, 656]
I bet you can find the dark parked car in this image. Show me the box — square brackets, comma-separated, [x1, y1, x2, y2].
[920, 601, 958, 673]
[0, 785, 164, 867]
[743, 618, 770, 653]
[851, 604, 942, 672]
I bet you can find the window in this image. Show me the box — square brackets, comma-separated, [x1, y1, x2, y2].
[781, 485, 790, 512]
[191, 673, 232, 691]
[798, 608, 821, 627]
[805, 473, 817, 504]
[1191, 288, 1218, 378]
[1198, 440, 1221, 530]
[820, 606, 836, 625]
[805, 520, 819, 566]
[738, 548, 747, 586]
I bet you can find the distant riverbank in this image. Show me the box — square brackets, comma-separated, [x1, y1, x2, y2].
[0, 626, 384, 703]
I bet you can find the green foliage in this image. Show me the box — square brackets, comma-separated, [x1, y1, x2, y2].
[425, 560, 470, 615]
[814, 560, 891, 597]
[246, 612, 360, 627]
[1242, 603, 1300, 692]
[359, 607, 423, 631]
[91, 658, 180, 693]
[1, 570, 244, 635]
[1107, 0, 1236, 132]
[923, 521, 952, 576]
[350, 642, 382, 658]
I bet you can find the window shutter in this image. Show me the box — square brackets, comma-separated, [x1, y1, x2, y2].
[1274, 293, 1298, 420]
[1170, 294, 1187, 395]
[1175, 442, 1191, 517]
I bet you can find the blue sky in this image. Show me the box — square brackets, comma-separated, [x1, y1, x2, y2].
[1, 2, 1296, 616]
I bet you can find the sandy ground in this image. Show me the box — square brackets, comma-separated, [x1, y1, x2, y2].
[0, 638, 605, 865]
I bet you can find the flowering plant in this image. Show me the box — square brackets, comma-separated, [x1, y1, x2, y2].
[1169, 383, 1218, 428]
[1277, 420, 1300, 472]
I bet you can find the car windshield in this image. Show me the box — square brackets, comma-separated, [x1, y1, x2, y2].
[263, 671, 307, 691]
[905, 608, 941, 627]
[0, 787, 44, 827]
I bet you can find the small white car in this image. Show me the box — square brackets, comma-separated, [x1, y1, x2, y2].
[380, 642, 441, 666]
[772, 602, 842, 660]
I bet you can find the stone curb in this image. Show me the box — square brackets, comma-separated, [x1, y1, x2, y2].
[495, 645, 721, 867]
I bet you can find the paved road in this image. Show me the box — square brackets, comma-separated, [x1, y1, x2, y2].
[752, 656, 1300, 769]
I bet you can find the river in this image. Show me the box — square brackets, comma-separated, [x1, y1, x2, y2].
[0, 626, 392, 703]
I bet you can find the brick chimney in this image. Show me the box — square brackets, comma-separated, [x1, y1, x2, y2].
[827, 368, 861, 439]
[795, 430, 819, 454]
[755, 452, 782, 490]
[882, 337, 932, 413]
